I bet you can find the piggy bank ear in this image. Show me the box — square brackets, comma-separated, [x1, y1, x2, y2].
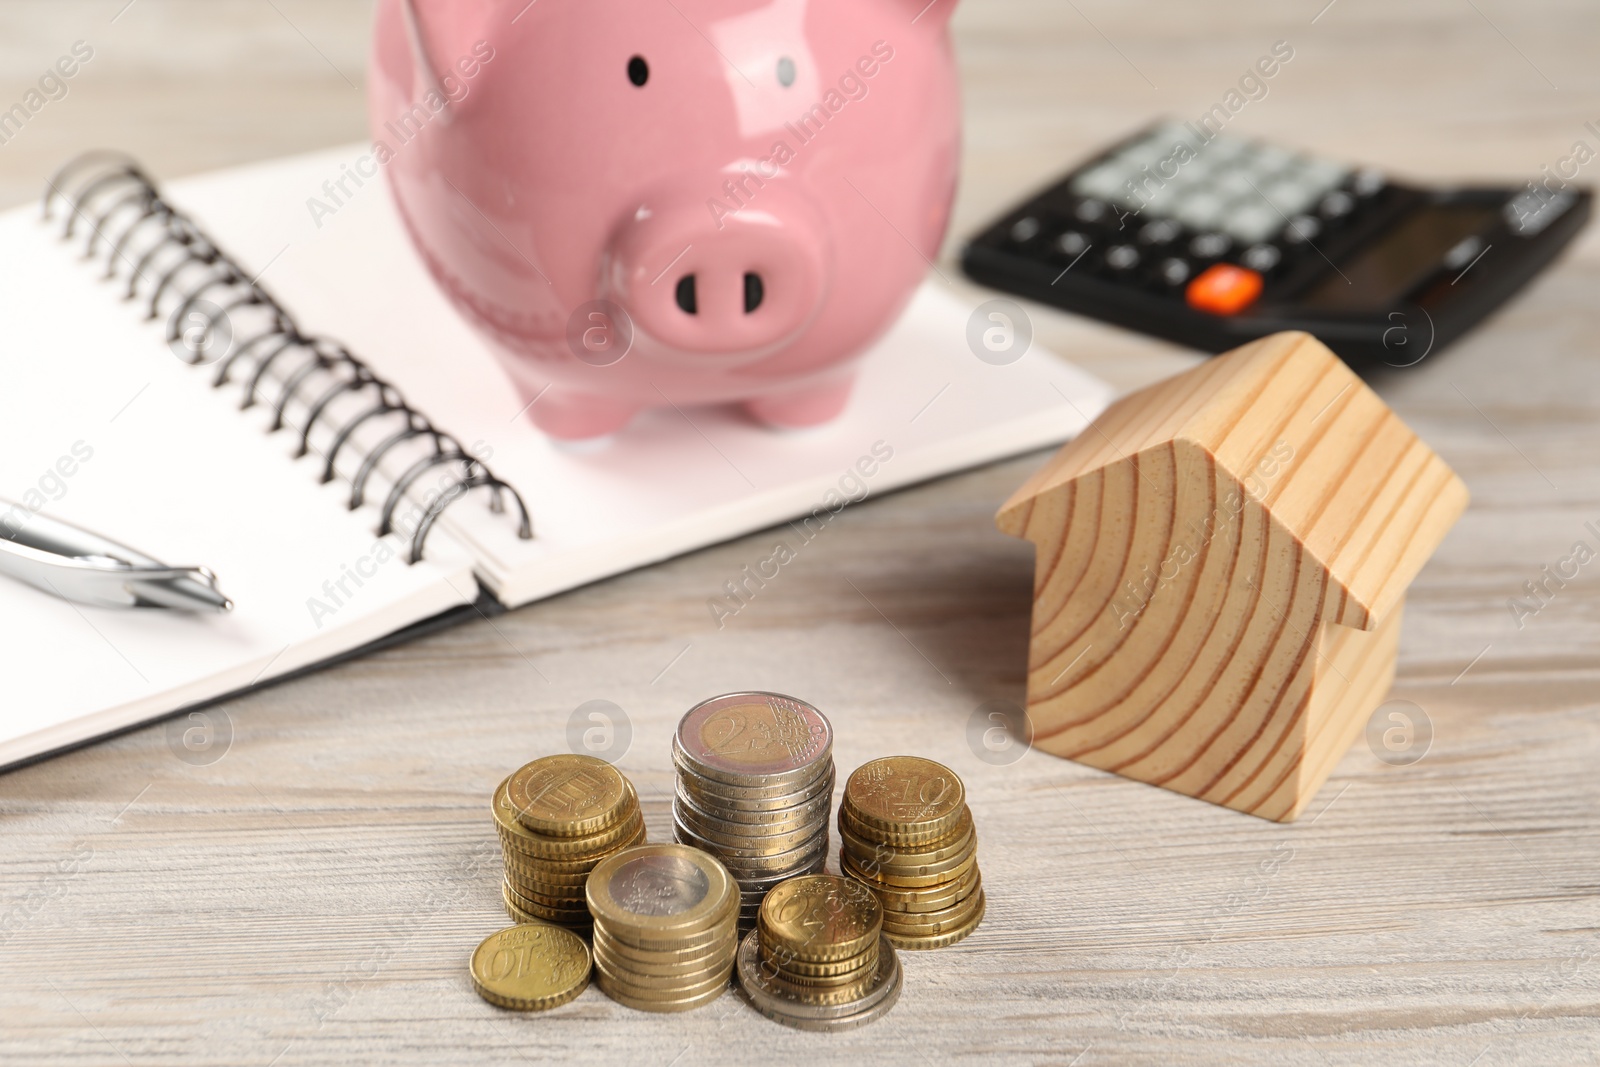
[399, 0, 500, 116]
[906, 0, 958, 27]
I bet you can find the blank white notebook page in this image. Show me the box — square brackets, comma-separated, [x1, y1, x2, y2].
[0, 206, 477, 767]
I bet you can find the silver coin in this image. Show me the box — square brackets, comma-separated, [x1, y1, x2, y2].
[674, 692, 832, 788]
[718, 846, 829, 881]
[673, 747, 833, 801]
[675, 769, 835, 821]
[717, 854, 828, 886]
[673, 814, 829, 867]
[605, 852, 711, 917]
[675, 780, 832, 831]
[717, 829, 827, 868]
[672, 799, 826, 853]
[671, 794, 819, 842]
[736, 929, 902, 1028]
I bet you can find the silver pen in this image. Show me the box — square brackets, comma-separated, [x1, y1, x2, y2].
[0, 500, 232, 612]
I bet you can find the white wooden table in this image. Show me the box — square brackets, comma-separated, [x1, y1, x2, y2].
[3, 2, 1598, 1064]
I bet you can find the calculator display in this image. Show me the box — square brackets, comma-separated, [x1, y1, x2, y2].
[1298, 202, 1499, 312]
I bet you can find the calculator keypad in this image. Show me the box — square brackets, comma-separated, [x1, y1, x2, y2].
[1002, 122, 1388, 310]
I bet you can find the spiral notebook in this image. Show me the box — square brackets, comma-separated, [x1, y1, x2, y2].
[0, 145, 1113, 770]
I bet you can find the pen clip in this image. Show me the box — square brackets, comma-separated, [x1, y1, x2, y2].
[0, 504, 233, 613]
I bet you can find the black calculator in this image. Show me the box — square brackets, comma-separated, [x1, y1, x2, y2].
[960, 121, 1591, 367]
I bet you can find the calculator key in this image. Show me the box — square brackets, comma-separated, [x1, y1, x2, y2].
[1319, 190, 1355, 220]
[1157, 257, 1191, 286]
[1009, 216, 1043, 243]
[1075, 199, 1109, 224]
[1202, 136, 1251, 163]
[1055, 231, 1090, 257]
[1071, 162, 1132, 202]
[1282, 215, 1322, 243]
[1121, 138, 1171, 168]
[1150, 121, 1204, 152]
[1189, 232, 1231, 259]
[1293, 158, 1351, 196]
[1105, 244, 1141, 271]
[1179, 155, 1218, 183]
[1247, 144, 1296, 176]
[1261, 179, 1320, 217]
[1185, 263, 1263, 316]
[1221, 202, 1282, 244]
[1136, 180, 1182, 214]
[1174, 190, 1227, 231]
[1352, 167, 1386, 197]
[1443, 235, 1483, 270]
[1139, 219, 1183, 246]
[1212, 170, 1257, 199]
[1241, 244, 1282, 273]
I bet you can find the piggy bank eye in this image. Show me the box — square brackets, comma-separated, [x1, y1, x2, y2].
[776, 56, 796, 87]
[627, 55, 649, 87]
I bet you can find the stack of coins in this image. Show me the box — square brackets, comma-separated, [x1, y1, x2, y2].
[493, 754, 646, 928]
[735, 874, 902, 1031]
[469, 924, 592, 1012]
[671, 693, 834, 925]
[586, 843, 739, 1012]
[838, 756, 985, 950]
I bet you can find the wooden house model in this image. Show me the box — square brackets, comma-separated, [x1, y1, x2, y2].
[996, 331, 1467, 821]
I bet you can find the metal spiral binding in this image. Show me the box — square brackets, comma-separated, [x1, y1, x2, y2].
[41, 151, 532, 565]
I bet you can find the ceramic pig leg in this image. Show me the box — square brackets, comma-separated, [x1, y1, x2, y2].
[525, 388, 642, 440]
[744, 374, 857, 430]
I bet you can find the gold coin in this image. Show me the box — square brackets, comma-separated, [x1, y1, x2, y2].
[592, 939, 736, 987]
[499, 857, 594, 887]
[503, 857, 604, 883]
[842, 849, 977, 889]
[883, 889, 985, 950]
[595, 885, 737, 952]
[495, 777, 643, 859]
[838, 825, 972, 883]
[587, 844, 735, 941]
[598, 910, 738, 955]
[503, 881, 592, 925]
[844, 844, 979, 883]
[736, 929, 902, 1028]
[746, 960, 876, 1006]
[497, 813, 643, 869]
[503, 878, 588, 909]
[759, 939, 877, 979]
[597, 973, 732, 1013]
[862, 867, 981, 914]
[879, 883, 984, 934]
[593, 953, 734, 999]
[470, 923, 591, 1011]
[757, 874, 881, 963]
[759, 947, 878, 989]
[506, 754, 630, 837]
[504, 887, 591, 920]
[499, 817, 648, 872]
[838, 806, 973, 859]
[592, 929, 737, 977]
[842, 757, 965, 842]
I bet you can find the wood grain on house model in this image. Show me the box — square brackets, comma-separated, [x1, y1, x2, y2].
[997, 332, 1469, 821]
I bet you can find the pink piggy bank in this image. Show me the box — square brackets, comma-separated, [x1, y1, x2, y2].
[369, 0, 961, 439]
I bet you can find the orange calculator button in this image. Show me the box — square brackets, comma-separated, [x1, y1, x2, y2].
[1185, 263, 1263, 316]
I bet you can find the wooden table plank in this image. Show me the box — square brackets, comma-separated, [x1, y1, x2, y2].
[2, 1, 1598, 1064]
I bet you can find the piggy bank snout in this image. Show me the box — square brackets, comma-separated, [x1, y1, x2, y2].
[607, 189, 829, 357]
